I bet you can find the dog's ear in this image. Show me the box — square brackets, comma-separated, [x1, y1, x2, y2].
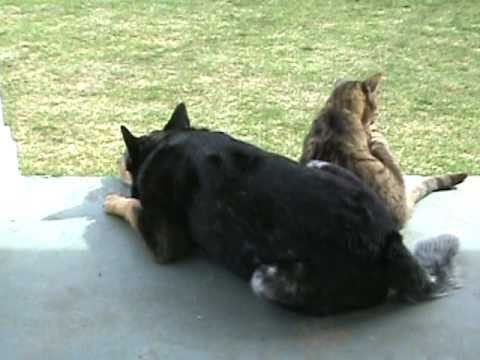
[164, 102, 191, 131]
[121, 125, 139, 158]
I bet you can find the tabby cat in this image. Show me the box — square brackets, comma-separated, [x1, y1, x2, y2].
[300, 74, 467, 229]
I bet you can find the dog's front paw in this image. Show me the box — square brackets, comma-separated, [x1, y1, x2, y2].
[104, 193, 127, 216]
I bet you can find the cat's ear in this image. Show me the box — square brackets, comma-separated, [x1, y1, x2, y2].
[163, 102, 191, 131]
[363, 73, 383, 94]
[334, 78, 349, 89]
[121, 125, 139, 159]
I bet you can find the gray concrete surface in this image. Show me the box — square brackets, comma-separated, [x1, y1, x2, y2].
[0, 175, 479, 360]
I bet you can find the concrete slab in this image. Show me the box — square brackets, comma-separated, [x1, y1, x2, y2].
[1, 176, 479, 360]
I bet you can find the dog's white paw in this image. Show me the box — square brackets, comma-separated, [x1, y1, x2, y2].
[104, 193, 126, 215]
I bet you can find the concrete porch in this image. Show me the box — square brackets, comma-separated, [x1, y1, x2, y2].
[0, 175, 479, 359]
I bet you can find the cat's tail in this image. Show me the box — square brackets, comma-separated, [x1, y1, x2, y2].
[386, 232, 460, 302]
[407, 173, 467, 205]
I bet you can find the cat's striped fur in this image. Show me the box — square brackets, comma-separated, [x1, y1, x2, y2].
[300, 74, 467, 228]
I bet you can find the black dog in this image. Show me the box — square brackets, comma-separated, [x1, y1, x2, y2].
[105, 103, 459, 315]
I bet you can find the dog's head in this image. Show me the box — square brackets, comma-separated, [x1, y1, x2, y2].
[119, 103, 191, 192]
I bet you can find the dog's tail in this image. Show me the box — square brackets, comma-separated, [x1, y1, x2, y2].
[386, 232, 460, 302]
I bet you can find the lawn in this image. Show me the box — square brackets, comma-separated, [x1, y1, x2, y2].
[0, 0, 479, 176]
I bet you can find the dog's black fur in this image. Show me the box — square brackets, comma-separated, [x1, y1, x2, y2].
[117, 103, 459, 315]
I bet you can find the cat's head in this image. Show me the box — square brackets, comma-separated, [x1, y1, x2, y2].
[326, 73, 383, 128]
[119, 103, 191, 191]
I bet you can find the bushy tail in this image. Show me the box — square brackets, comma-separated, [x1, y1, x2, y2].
[408, 173, 467, 205]
[386, 233, 460, 302]
[413, 234, 460, 293]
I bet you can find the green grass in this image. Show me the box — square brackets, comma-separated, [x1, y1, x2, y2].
[0, 0, 479, 176]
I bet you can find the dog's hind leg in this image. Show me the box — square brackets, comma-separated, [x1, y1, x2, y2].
[104, 193, 192, 263]
[250, 259, 389, 315]
[250, 262, 310, 307]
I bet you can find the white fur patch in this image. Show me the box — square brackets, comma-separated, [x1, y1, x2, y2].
[250, 270, 267, 297]
[307, 160, 331, 169]
[266, 266, 277, 276]
[250, 266, 300, 305]
[250, 267, 277, 300]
